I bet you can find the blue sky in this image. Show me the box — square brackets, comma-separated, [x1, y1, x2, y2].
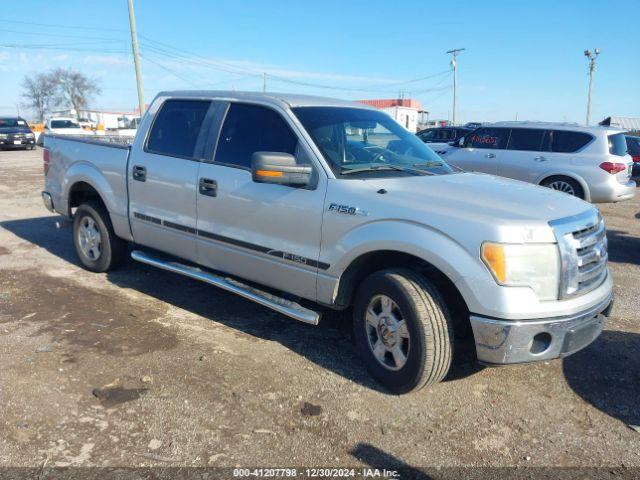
[0, 0, 638, 123]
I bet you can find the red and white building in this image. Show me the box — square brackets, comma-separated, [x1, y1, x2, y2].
[356, 98, 427, 132]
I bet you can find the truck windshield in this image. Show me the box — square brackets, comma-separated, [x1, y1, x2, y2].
[0, 118, 27, 128]
[292, 107, 455, 177]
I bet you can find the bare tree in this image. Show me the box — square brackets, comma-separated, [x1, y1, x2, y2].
[21, 73, 56, 123]
[51, 68, 101, 116]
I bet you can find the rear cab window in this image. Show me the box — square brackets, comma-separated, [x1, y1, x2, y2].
[465, 127, 509, 149]
[608, 133, 628, 157]
[146, 99, 211, 159]
[214, 103, 299, 169]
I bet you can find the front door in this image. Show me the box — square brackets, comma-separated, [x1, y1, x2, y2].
[445, 127, 510, 175]
[128, 98, 211, 262]
[196, 102, 326, 301]
[497, 128, 548, 183]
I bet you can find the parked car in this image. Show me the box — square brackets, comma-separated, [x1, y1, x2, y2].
[442, 121, 635, 203]
[416, 126, 473, 155]
[0, 116, 36, 150]
[625, 135, 640, 179]
[37, 117, 87, 146]
[42, 92, 612, 393]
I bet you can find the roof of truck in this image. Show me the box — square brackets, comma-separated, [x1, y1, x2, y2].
[156, 90, 374, 109]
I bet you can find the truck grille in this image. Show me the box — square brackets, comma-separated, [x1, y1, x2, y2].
[550, 210, 608, 299]
[572, 222, 608, 293]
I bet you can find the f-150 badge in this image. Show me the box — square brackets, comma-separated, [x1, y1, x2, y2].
[328, 203, 368, 216]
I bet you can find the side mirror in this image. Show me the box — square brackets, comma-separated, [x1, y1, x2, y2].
[252, 152, 312, 186]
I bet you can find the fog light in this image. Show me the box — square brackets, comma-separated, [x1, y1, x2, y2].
[530, 332, 552, 354]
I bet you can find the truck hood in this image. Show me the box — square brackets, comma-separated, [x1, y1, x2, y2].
[361, 172, 592, 226]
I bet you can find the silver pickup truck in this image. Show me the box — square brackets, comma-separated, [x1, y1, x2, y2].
[42, 91, 613, 393]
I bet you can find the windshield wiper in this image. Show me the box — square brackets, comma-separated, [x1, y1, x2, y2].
[340, 164, 432, 176]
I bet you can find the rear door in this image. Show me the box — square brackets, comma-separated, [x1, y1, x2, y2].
[195, 102, 326, 301]
[128, 98, 211, 262]
[445, 127, 509, 174]
[497, 128, 547, 182]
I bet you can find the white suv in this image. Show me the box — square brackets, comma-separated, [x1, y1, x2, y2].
[442, 122, 636, 203]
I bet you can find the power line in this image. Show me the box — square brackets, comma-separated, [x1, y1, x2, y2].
[0, 27, 124, 42]
[0, 17, 457, 98]
[0, 17, 126, 32]
[0, 43, 127, 53]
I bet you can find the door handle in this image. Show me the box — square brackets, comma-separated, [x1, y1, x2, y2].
[199, 178, 217, 197]
[132, 165, 146, 182]
[534, 156, 548, 162]
[485, 153, 496, 159]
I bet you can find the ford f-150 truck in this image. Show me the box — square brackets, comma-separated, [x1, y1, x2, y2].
[42, 91, 613, 393]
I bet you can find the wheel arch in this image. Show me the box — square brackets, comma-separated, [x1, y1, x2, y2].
[68, 180, 107, 213]
[536, 171, 591, 202]
[333, 249, 471, 338]
[63, 163, 133, 241]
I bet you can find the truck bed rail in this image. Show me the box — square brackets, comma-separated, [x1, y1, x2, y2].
[44, 133, 134, 149]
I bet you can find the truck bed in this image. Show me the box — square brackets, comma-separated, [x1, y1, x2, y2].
[44, 134, 133, 241]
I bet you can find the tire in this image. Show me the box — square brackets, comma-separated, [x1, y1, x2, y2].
[541, 176, 584, 199]
[73, 202, 126, 272]
[353, 269, 453, 393]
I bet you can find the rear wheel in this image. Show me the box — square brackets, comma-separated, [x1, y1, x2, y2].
[541, 176, 584, 199]
[73, 202, 126, 272]
[353, 269, 453, 393]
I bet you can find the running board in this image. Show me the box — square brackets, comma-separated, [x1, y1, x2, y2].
[130, 250, 320, 325]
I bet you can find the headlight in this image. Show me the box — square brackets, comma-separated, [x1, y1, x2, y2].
[481, 242, 560, 301]
[26, 132, 35, 138]
[0, 134, 7, 139]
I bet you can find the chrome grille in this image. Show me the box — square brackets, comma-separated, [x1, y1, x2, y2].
[572, 221, 607, 293]
[550, 210, 608, 299]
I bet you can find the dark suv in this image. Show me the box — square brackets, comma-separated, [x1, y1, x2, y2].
[416, 127, 473, 155]
[626, 135, 640, 178]
[0, 116, 36, 150]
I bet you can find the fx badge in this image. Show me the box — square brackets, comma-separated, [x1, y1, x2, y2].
[328, 203, 369, 216]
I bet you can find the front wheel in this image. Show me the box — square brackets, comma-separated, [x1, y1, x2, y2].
[73, 202, 126, 272]
[353, 269, 454, 393]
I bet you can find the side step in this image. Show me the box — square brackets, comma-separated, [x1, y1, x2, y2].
[130, 250, 320, 325]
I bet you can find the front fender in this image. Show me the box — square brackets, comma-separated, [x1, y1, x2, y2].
[318, 220, 489, 306]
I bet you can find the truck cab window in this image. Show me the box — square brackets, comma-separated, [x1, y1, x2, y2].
[147, 99, 210, 159]
[215, 103, 298, 169]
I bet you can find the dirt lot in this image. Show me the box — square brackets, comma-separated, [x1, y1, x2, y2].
[0, 148, 639, 475]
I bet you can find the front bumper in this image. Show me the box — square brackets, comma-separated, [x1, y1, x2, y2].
[0, 137, 35, 148]
[470, 292, 613, 365]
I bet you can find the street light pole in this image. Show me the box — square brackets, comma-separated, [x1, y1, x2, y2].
[446, 48, 465, 126]
[127, 0, 145, 116]
[584, 48, 600, 126]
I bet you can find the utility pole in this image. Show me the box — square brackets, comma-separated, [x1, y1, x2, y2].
[263, 73, 267, 92]
[127, 0, 145, 116]
[446, 48, 465, 126]
[584, 48, 600, 126]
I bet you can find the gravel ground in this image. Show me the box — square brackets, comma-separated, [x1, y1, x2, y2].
[0, 148, 638, 477]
